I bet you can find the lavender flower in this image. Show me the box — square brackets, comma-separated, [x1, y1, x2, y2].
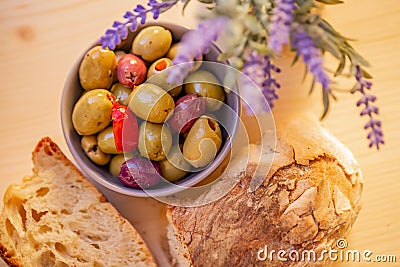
[268, 0, 296, 54]
[353, 66, 384, 149]
[167, 17, 228, 84]
[99, 0, 178, 50]
[242, 50, 281, 108]
[291, 24, 330, 90]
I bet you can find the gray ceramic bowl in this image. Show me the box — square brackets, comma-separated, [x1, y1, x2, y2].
[61, 22, 240, 197]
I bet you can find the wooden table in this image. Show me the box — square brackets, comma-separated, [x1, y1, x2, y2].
[0, 0, 399, 266]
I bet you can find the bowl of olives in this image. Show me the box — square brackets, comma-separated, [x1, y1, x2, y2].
[61, 22, 240, 197]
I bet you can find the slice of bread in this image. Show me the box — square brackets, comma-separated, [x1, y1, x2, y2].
[0, 137, 157, 267]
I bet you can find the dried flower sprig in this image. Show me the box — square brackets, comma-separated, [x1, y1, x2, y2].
[99, 0, 178, 50]
[268, 0, 296, 54]
[291, 24, 330, 91]
[167, 16, 228, 84]
[291, 23, 334, 118]
[243, 50, 281, 109]
[352, 66, 384, 149]
[99, 0, 384, 149]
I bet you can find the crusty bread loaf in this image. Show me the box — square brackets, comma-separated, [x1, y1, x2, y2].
[167, 114, 363, 266]
[0, 137, 157, 267]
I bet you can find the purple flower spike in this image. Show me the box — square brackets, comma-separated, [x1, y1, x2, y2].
[167, 16, 228, 84]
[292, 24, 330, 90]
[99, 0, 178, 50]
[353, 66, 384, 149]
[243, 49, 281, 109]
[268, 0, 296, 54]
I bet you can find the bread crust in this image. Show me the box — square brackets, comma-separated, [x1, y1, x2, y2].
[167, 115, 363, 266]
[0, 137, 156, 267]
[32, 137, 109, 204]
[0, 244, 21, 267]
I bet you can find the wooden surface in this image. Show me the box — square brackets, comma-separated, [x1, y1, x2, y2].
[0, 0, 399, 266]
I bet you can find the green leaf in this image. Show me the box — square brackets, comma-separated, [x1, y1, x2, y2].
[234, 35, 249, 56]
[350, 82, 359, 93]
[349, 63, 357, 76]
[320, 89, 331, 120]
[197, 0, 215, 3]
[218, 51, 235, 61]
[319, 19, 344, 40]
[248, 39, 270, 55]
[315, 0, 343, 5]
[316, 23, 343, 54]
[182, 0, 192, 15]
[295, 0, 315, 12]
[362, 68, 373, 79]
[302, 64, 309, 82]
[345, 46, 370, 67]
[334, 55, 346, 77]
[303, 20, 343, 59]
[330, 91, 338, 101]
[291, 53, 300, 66]
[318, 19, 335, 32]
[244, 14, 266, 35]
[257, 12, 269, 30]
[309, 76, 316, 95]
[322, 37, 342, 59]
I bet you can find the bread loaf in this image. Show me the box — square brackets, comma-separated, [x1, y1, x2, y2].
[167, 114, 363, 266]
[0, 137, 157, 267]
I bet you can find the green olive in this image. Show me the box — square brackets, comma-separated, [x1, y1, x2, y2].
[138, 121, 172, 161]
[79, 46, 117, 90]
[97, 126, 122, 154]
[109, 153, 136, 177]
[159, 145, 191, 182]
[114, 50, 126, 62]
[113, 51, 126, 82]
[165, 43, 179, 60]
[131, 26, 172, 62]
[72, 89, 113, 135]
[166, 43, 202, 71]
[147, 58, 173, 79]
[183, 116, 222, 168]
[109, 155, 125, 177]
[146, 63, 182, 97]
[184, 70, 225, 111]
[128, 83, 175, 123]
[111, 83, 132, 106]
[81, 135, 111, 165]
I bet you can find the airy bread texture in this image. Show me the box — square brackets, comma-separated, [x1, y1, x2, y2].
[0, 137, 156, 267]
[167, 114, 363, 266]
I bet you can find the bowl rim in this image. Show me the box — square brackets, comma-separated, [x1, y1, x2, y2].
[61, 21, 241, 197]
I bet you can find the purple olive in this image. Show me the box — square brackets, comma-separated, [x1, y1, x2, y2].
[168, 94, 206, 133]
[117, 54, 147, 88]
[118, 158, 161, 189]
